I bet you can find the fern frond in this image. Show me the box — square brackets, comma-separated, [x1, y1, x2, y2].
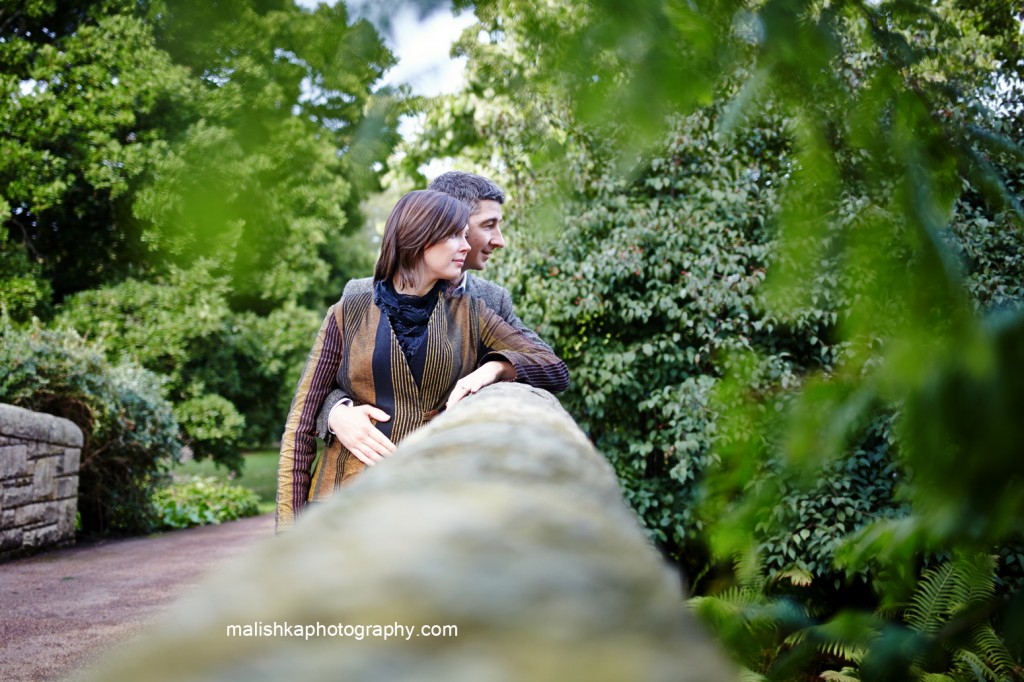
[777, 566, 814, 587]
[782, 627, 866, 662]
[952, 648, 1000, 682]
[689, 595, 739, 628]
[907, 561, 957, 634]
[714, 586, 764, 609]
[689, 588, 777, 638]
[951, 554, 997, 611]
[918, 674, 957, 682]
[734, 545, 766, 591]
[820, 668, 860, 682]
[784, 629, 808, 647]
[690, 587, 762, 620]
[788, 612, 879, 666]
[969, 626, 1016, 677]
[875, 601, 907, 620]
[902, 554, 1020, 682]
[739, 667, 769, 682]
[690, 585, 806, 643]
[819, 640, 867, 663]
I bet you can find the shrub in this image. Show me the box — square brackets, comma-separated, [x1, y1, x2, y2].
[151, 475, 260, 530]
[173, 391, 246, 466]
[56, 264, 323, 456]
[55, 263, 246, 465]
[0, 319, 181, 534]
[494, 107, 820, 578]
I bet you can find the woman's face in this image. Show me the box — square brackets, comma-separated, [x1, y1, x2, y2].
[420, 226, 471, 283]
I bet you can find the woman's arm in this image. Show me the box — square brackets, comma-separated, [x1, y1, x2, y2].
[446, 301, 569, 409]
[478, 302, 569, 392]
[276, 305, 345, 531]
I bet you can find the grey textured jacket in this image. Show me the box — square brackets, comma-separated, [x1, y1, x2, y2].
[314, 274, 553, 440]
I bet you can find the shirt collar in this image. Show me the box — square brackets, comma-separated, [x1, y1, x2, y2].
[452, 271, 468, 294]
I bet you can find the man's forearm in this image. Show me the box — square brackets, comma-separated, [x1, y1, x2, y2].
[505, 309, 553, 353]
[316, 388, 351, 441]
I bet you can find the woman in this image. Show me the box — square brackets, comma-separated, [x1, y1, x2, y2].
[276, 190, 569, 530]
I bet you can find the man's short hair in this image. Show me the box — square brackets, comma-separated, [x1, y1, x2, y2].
[428, 171, 505, 213]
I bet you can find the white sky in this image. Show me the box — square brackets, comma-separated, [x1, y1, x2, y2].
[295, 1, 475, 177]
[295, 0, 474, 98]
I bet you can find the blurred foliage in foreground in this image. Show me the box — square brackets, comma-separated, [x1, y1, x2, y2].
[395, 0, 1024, 678]
[0, 0, 406, 531]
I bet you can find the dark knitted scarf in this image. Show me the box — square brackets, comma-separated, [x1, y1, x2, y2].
[374, 279, 444, 364]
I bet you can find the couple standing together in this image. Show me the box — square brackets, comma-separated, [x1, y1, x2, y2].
[276, 172, 569, 530]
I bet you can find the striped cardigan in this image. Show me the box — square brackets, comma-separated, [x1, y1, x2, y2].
[276, 288, 569, 529]
[314, 273, 554, 439]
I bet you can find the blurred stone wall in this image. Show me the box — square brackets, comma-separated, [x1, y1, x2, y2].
[78, 383, 734, 681]
[0, 403, 82, 560]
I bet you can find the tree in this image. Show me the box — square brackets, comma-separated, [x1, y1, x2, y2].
[1, 0, 191, 301]
[1, 0, 400, 310]
[1, 0, 406, 461]
[56, 263, 322, 462]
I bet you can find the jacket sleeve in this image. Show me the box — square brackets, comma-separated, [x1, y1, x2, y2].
[477, 301, 570, 393]
[276, 304, 345, 531]
[494, 286, 554, 354]
[315, 389, 353, 444]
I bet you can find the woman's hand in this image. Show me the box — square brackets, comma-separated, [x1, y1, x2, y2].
[446, 360, 515, 410]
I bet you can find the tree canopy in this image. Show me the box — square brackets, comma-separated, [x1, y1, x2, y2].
[1, 0, 401, 309]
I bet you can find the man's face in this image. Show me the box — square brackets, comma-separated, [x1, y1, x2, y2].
[463, 200, 504, 271]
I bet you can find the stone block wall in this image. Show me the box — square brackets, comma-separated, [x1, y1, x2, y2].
[79, 384, 734, 681]
[0, 403, 83, 560]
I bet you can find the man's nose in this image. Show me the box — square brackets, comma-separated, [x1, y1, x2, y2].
[491, 227, 506, 249]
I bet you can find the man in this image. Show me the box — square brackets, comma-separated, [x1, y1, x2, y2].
[314, 171, 556, 468]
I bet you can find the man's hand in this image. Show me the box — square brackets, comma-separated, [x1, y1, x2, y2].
[446, 360, 515, 410]
[329, 403, 396, 466]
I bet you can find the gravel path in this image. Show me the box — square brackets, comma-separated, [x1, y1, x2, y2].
[0, 514, 275, 681]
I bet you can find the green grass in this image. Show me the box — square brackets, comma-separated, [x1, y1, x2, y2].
[172, 450, 279, 515]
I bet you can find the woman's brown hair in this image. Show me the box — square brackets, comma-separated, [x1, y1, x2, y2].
[373, 190, 470, 290]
